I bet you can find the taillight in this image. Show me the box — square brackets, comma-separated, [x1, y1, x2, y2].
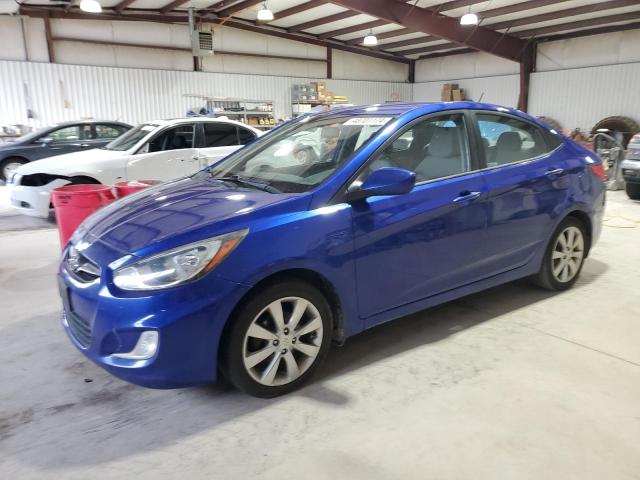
[590, 163, 607, 182]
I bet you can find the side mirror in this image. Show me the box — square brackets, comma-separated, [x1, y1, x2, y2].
[346, 167, 416, 202]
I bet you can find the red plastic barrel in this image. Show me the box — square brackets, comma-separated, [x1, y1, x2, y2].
[114, 179, 161, 198]
[51, 184, 116, 248]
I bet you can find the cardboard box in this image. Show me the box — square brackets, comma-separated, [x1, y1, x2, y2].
[452, 89, 463, 101]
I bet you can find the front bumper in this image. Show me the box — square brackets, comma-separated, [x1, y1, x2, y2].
[621, 159, 640, 184]
[58, 249, 251, 389]
[9, 179, 69, 218]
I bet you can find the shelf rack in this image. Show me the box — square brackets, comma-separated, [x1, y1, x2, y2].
[183, 95, 276, 129]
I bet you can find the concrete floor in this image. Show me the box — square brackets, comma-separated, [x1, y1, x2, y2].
[1, 187, 639, 480]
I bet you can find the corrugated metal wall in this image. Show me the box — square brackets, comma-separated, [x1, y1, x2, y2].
[529, 62, 640, 132]
[0, 60, 412, 127]
[412, 74, 520, 107]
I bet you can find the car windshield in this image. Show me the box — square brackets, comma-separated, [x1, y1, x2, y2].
[199, 114, 394, 193]
[103, 123, 157, 151]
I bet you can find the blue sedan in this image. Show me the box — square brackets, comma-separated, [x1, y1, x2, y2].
[58, 102, 606, 397]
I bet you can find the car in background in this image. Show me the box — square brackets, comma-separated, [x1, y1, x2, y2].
[621, 133, 640, 199]
[9, 117, 262, 217]
[0, 120, 132, 181]
[57, 102, 605, 397]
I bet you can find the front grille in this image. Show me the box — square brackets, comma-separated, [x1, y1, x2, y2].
[65, 310, 92, 348]
[65, 247, 100, 283]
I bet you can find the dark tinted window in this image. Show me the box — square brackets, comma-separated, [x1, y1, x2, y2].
[203, 123, 238, 147]
[95, 124, 127, 139]
[476, 113, 550, 166]
[238, 127, 256, 145]
[366, 113, 472, 182]
[148, 124, 194, 152]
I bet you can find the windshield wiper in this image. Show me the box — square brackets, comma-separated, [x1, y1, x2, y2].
[208, 174, 281, 194]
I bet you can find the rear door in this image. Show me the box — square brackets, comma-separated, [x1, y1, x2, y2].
[350, 111, 488, 322]
[125, 123, 198, 181]
[471, 111, 569, 275]
[197, 123, 246, 168]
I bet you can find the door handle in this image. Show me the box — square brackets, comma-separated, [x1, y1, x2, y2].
[545, 168, 564, 177]
[453, 191, 482, 203]
[80, 143, 90, 148]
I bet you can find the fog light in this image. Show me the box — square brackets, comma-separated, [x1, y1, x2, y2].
[111, 331, 158, 360]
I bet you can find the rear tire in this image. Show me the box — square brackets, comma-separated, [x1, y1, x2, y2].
[591, 116, 640, 148]
[532, 217, 587, 291]
[221, 280, 332, 398]
[0, 157, 28, 182]
[626, 182, 640, 200]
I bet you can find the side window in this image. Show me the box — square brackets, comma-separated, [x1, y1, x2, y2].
[95, 124, 126, 139]
[48, 125, 88, 142]
[147, 124, 194, 153]
[366, 113, 471, 182]
[477, 113, 549, 167]
[238, 127, 256, 145]
[203, 123, 239, 147]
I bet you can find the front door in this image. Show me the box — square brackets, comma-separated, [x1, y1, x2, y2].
[125, 123, 198, 181]
[350, 112, 488, 321]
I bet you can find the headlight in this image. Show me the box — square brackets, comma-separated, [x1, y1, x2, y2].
[112, 229, 248, 291]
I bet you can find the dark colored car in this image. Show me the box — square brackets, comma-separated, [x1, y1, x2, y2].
[0, 120, 132, 181]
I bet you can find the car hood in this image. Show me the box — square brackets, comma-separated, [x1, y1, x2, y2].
[16, 148, 125, 176]
[80, 176, 303, 256]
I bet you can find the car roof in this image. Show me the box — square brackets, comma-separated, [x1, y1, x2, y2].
[50, 120, 131, 127]
[146, 117, 261, 129]
[314, 101, 530, 121]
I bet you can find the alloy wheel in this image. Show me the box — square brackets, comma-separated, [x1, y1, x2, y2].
[551, 226, 584, 283]
[242, 297, 323, 387]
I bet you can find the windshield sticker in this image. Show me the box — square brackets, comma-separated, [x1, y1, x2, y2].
[344, 117, 391, 126]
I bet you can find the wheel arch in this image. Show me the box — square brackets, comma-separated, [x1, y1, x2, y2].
[565, 209, 593, 256]
[220, 268, 346, 356]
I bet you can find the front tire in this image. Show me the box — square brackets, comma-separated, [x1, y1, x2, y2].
[221, 281, 332, 397]
[626, 182, 640, 200]
[532, 217, 587, 291]
[0, 157, 28, 182]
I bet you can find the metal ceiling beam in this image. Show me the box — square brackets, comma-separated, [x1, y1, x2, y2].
[347, 27, 413, 45]
[346, 0, 573, 47]
[18, 6, 410, 64]
[273, 1, 328, 20]
[329, 0, 529, 61]
[159, 0, 190, 14]
[289, 10, 358, 32]
[389, 0, 637, 53]
[114, 0, 136, 13]
[216, 0, 263, 18]
[513, 10, 640, 38]
[537, 21, 640, 43]
[487, 0, 640, 32]
[411, 9, 640, 58]
[319, 19, 388, 39]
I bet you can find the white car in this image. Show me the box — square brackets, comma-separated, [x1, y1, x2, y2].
[9, 117, 262, 218]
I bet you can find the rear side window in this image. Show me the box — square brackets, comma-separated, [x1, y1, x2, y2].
[203, 123, 239, 147]
[95, 124, 127, 139]
[476, 113, 550, 166]
[238, 127, 256, 145]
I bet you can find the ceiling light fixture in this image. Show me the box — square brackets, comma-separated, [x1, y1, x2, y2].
[460, 7, 478, 26]
[80, 0, 102, 13]
[257, 1, 274, 22]
[363, 29, 378, 46]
